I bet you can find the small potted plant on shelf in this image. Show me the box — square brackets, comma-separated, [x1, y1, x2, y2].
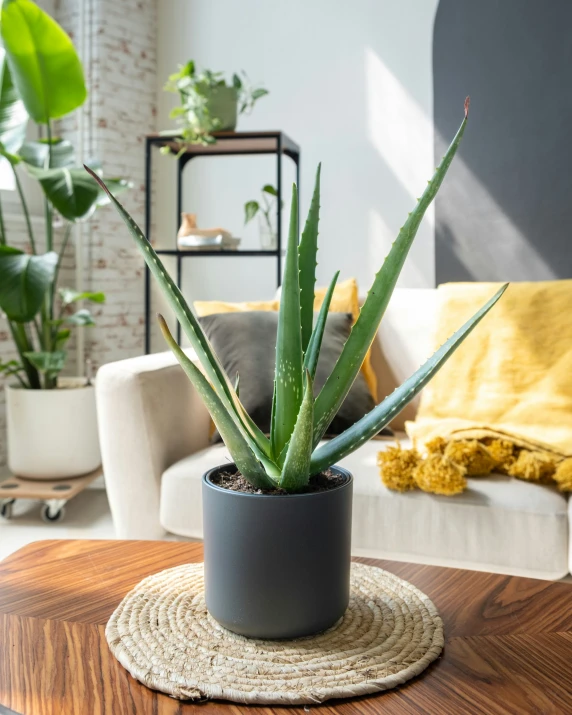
[88, 96, 506, 639]
[0, 0, 130, 479]
[162, 60, 268, 149]
[244, 184, 281, 250]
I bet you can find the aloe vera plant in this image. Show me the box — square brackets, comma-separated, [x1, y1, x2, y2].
[86, 97, 507, 493]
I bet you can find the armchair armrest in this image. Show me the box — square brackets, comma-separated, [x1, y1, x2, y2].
[96, 350, 210, 539]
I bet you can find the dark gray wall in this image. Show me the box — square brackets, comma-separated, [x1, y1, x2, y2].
[434, 0, 572, 283]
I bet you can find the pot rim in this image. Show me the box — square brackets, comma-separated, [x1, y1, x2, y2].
[5, 378, 94, 392]
[203, 463, 353, 499]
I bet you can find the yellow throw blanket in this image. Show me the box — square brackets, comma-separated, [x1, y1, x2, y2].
[378, 280, 572, 495]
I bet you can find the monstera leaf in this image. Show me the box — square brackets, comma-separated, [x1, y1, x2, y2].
[1, 0, 87, 123]
[0, 246, 58, 322]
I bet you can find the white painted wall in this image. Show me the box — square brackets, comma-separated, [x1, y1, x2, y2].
[153, 0, 438, 339]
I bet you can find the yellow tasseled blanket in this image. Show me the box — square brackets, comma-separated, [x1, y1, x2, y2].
[378, 280, 572, 494]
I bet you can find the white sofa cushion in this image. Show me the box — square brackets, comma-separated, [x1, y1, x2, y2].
[160, 437, 569, 580]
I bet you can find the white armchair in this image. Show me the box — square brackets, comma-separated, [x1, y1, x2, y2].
[96, 289, 570, 579]
[96, 350, 211, 539]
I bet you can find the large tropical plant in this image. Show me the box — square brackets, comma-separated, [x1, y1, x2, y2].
[87, 97, 507, 492]
[0, 0, 130, 389]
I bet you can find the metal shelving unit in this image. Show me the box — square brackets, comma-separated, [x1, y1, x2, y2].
[143, 131, 301, 353]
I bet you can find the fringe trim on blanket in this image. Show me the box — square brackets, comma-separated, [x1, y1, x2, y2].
[378, 436, 572, 496]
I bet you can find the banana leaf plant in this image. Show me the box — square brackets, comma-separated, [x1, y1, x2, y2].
[87, 97, 507, 492]
[0, 0, 130, 389]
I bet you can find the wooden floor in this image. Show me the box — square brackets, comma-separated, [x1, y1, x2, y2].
[1, 540, 571, 714]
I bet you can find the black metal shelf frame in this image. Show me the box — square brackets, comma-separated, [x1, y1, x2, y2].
[144, 131, 301, 353]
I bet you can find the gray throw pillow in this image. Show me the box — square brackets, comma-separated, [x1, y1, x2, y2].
[199, 311, 393, 441]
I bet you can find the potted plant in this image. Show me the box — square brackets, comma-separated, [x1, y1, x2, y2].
[244, 184, 281, 250]
[162, 60, 268, 149]
[0, 0, 130, 479]
[88, 97, 506, 639]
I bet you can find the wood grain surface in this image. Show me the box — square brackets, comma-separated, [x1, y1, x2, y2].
[0, 540, 571, 714]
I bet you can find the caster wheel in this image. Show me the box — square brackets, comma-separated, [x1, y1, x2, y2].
[41, 504, 66, 523]
[0, 500, 15, 519]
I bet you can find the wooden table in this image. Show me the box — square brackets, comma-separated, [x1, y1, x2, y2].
[0, 541, 571, 715]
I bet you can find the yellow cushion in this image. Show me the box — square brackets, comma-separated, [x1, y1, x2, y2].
[314, 278, 377, 400]
[194, 300, 279, 316]
[194, 278, 377, 401]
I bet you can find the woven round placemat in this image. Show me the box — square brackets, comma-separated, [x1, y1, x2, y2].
[106, 562, 443, 705]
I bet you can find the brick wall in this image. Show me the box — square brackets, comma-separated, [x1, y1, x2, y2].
[0, 0, 157, 470]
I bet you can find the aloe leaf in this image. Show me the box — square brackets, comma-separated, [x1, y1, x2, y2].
[303, 270, 339, 380]
[270, 378, 277, 455]
[313, 99, 470, 446]
[272, 184, 303, 456]
[298, 164, 321, 353]
[280, 371, 314, 492]
[310, 282, 507, 473]
[159, 316, 276, 489]
[84, 165, 273, 460]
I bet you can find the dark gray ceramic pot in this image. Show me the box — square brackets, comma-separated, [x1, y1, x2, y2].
[202, 464, 353, 640]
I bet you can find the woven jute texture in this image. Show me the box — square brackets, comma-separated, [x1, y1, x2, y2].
[106, 562, 444, 705]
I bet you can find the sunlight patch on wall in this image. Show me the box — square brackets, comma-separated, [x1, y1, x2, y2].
[368, 208, 427, 288]
[365, 48, 433, 195]
[365, 47, 554, 283]
[365, 47, 434, 288]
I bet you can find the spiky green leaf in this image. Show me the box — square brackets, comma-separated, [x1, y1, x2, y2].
[84, 165, 274, 468]
[304, 270, 339, 380]
[158, 315, 275, 489]
[280, 370, 314, 492]
[298, 164, 321, 353]
[272, 184, 303, 456]
[313, 101, 470, 445]
[310, 283, 507, 473]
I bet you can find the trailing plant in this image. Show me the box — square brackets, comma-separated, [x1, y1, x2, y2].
[162, 60, 268, 149]
[0, 0, 130, 389]
[244, 184, 282, 246]
[87, 97, 507, 493]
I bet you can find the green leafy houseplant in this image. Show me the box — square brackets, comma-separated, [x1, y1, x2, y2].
[244, 184, 281, 249]
[87, 97, 506, 493]
[0, 0, 131, 390]
[162, 60, 268, 149]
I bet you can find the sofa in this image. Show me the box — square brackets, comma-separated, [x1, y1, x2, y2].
[96, 288, 571, 580]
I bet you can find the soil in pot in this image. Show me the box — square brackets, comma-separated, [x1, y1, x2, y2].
[209, 468, 346, 495]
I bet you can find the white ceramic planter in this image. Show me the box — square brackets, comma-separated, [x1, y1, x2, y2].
[6, 378, 101, 480]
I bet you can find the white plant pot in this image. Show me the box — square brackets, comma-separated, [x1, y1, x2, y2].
[6, 378, 101, 480]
